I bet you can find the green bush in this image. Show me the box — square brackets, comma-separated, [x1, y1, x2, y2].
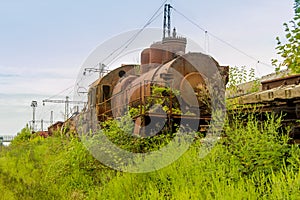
[223, 113, 291, 176]
[10, 125, 32, 145]
[0, 113, 300, 199]
[98, 114, 176, 153]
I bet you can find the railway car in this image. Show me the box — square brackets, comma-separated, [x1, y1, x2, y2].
[228, 72, 300, 143]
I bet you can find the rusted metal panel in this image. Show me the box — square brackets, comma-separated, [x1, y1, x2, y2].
[83, 42, 228, 136]
[237, 84, 300, 105]
[48, 121, 64, 135]
[261, 74, 300, 91]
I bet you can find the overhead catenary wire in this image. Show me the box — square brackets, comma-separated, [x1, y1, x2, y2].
[37, 3, 168, 128]
[42, 2, 167, 104]
[75, 2, 166, 89]
[42, 3, 274, 100]
[43, 84, 74, 102]
[106, 12, 163, 66]
[45, 2, 270, 102]
[104, 4, 166, 66]
[34, 83, 75, 128]
[108, 48, 145, 67]
[172, 7, 275, 70]
[39, 2, 279, 125]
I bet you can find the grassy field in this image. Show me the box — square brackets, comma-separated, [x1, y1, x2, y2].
[0, 114, 300, 200]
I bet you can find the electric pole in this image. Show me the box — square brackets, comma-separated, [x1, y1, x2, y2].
[65, 96, 69, 121]
[42, 96, 85, 121]
[41, 119, 43, 131]
[50, 111, 53, 125]
[163, 4, 172, 39]
[31, 101, 37, 132]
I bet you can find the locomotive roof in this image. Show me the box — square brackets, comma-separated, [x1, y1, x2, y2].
[89, 64, 139, 88]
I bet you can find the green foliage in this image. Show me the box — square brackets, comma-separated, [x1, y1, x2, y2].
[10, 125, 32, 145]
[227, 66, 258, 88]
[227, 66, 248, 88]
[99, 114, 175, 153]
[128, 106, 140, 117]
[128, 85, 182, 117]
[272, 0, 300, 73]
[0, 133, 114, 200]
[151, 85, 180, 97]
[0, 114, 300, 199]
[224, 113, 291, 176]
[227, 66, 260, 99]
[92, 114, 300, 199]
[150, 85, 181, 114]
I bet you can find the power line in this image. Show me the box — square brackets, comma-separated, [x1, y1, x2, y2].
[30, 2, 169, 129]
[35, 84, 75, 125]
[43, 84, 74, 101]
[76, 1, 166, 89]
[107, 12, 163, 66]
[172, 7, 275, 70]
[41, 2, 278, 121]
[108, 48, 145, 67]
[105, 4, 166, 66]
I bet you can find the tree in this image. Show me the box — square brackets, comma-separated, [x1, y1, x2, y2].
[272, 0, 300, 73]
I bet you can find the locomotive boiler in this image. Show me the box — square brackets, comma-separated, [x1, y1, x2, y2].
[78, 30, 229, 136]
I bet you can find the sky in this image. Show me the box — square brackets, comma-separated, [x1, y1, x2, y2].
[0, 0, 295, 135]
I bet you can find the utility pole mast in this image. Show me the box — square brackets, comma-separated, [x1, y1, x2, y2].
[65, 96, 69, 121]
[31, 101, 37, 132]
[163, 4, 172, 39]
[83, 63, 108, 78]
[42, 96, 85, 121]
[50, 111, 54, 125]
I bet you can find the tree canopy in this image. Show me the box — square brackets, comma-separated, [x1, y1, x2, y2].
[272, 0, 300, 73]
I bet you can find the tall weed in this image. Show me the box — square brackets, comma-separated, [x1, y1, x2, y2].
[0, 113, 299, 199]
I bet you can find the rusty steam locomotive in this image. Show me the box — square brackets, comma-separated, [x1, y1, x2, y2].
[72, 29, 229, 136]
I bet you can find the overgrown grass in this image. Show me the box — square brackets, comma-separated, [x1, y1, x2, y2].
[0, 114, 300, 199]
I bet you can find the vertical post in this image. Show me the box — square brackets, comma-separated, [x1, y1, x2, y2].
[168, 81, 172, 130]
[167, 4, 171, 37]
[98, 63, 106, 78]
[29, 121, 32, 131]
[125, 88, 128, 114]
[31, 101, 37, 132]
[41, 119, 43, 131]
[32, 109, 34, 129]
[163, 4, 167, 39]
[140, 82, 142, 115]
[50, 111, 53, 125]
[205, 31, 209, 53]
[98, 63, 101, 78]
[104, 97, 107, 115]
[65, 96, 69, 120]
[143, 80, 147, 115]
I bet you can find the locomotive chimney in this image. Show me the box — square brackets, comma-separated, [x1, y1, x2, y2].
[161, 28, 187, 63]
[140, 3, 187, 74]
[140, 32, 187, 74]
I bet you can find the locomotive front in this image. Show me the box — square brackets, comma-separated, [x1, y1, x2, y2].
[106, 33, 228, 135]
